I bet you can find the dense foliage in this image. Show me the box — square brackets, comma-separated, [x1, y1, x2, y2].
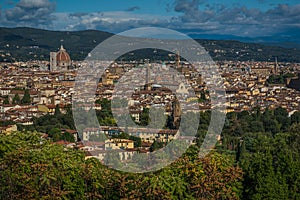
[0, 132, 242, 199]
[4, 105, 300, 199]
[219, 107, 300, 199]
[267, 73, 295, 85]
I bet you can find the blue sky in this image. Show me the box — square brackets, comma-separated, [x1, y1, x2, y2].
[0, 0, 300, 42]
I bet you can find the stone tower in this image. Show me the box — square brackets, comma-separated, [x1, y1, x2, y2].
[50, 52, 57, 71]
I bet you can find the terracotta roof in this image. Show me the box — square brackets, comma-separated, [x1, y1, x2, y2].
[56, 45, 71, 62]
[141, 142, 152, 147]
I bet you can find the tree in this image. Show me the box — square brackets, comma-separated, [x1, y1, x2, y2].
[12, 93, 20, 104]
[4, 105, 300, 200]
[263, 118, 280, 135]
[96, 98, 113, 118]
[187, 152, 243, 199]
[61, 131, 75, 143]
[140, 108, 150, 126]
[243, 150, 288, 199]
[3, 96, 9, 104]
[129, 135, 142, 147]
[291, 111, 300, 124]
[150, 140, 164, 152]
[48, 127, 62, 142]
[0, 131, 86, 199]
[240, 131, 300, 199]
[200, 90, 207, 101]
[54, 104, 61, 116]
[250, 120, 264, 132]
[166, 115, 175, 129]
[21, 89, 31, 104]
[274, 107, 290, 131]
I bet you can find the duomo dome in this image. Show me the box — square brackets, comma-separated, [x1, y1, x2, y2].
[50, 45, 71, 71]
[56, 45, 71, 66]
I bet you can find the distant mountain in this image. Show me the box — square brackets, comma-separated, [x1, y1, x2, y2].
[189, 31, 300, 50]
[0, 27, 300, 63]
[0, 27, 112, 62]
[195, 39, 300, 63]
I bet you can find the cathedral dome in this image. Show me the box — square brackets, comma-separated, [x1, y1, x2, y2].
[56, 45, 71, 62]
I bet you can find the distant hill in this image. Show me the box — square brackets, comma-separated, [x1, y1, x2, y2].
[196, 39, 300, 63]
[0, 27, 300, 63]
[0, 27, 112, 62]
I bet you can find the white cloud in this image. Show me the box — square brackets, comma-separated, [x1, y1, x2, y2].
[2, 0, 56, 28]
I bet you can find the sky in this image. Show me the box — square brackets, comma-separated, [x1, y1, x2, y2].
[0, 0, 300, 42]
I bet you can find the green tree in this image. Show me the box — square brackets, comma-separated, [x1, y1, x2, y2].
[243, 150, 288, 199]
[291, 111, 300, 124]
[140, 108, 150, 126]
[61, 131, 75, 143]
[129, 135, 142, 147]
[3, 96, 9, 104]
[274, 107, 290, 131]
[150, 140, 164, 152]
[0, 132, 86, 199]
[250, 120, 264, 132]
[54, 104, 61, 116]
[12, 93, 20, 104]
[240, 131, 300, 199]
[96, 98, 113, 118]
[21, 89, 31, 104]
[48, 127, 62, 142]
[263, 118, 280, 135]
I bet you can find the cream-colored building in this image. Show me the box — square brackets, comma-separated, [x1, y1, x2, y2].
[105, 138, 134, 150]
